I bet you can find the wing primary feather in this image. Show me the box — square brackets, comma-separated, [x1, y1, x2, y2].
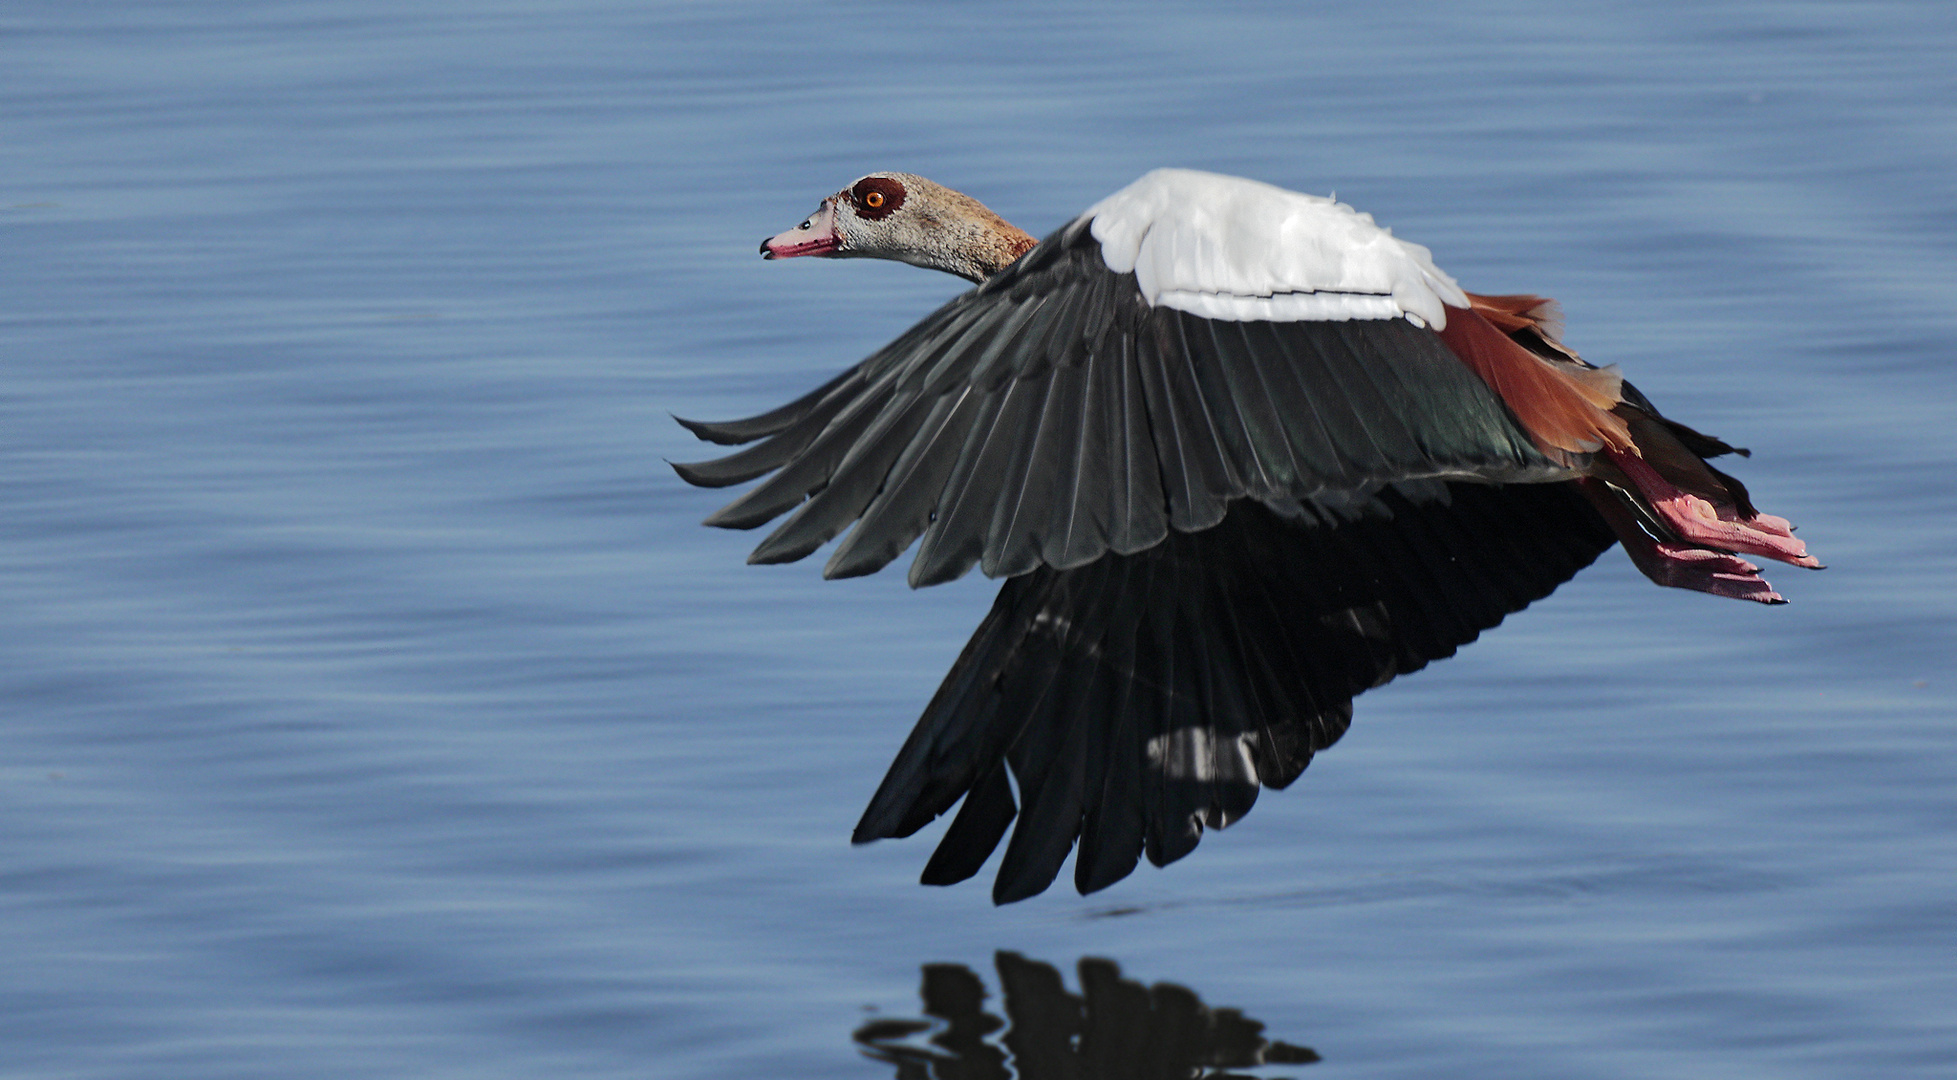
[1269, 321, 1398, 481]
[1005, 283, 1080, 378]
[824, 386, 983, 579]
[1319, 322, 1431, 470]
[1253, 515, 1356, 775]
[919, 763, 1017, 887]
[984, 360, 1083, 579]
[1073, 558, 1152, 893]
[746, 389, 943, 565]
[884, 302, 1002, 397]
[1047, 347, 1117, 570]
[903, 387, 1010, 587]
[1135, 318, 1228, 533]
[1248, 321, 1352, 485]
[1080, 547, 1166, 896]
[912, 376, 1051, 586]
[1133, 329, 1195, 528]
[671, 437, 808, 490]
[1161, 556, 1254, 844]
[1174, 312, 1269, 497]
[906, 299, 1022, 396]
[990, 638, 1095, 902]
[1341, 319, 1528, 469]
[670, 371, 867, 488]
[679, 303, 957, 450]
[1368, 491, 1498, 656]
[965, 294, 1050, 389]
[1333, 321, 1464, 462]
[1072, 265, 1120, 357]
[1203, 315, 1304, 496]
[698, 376, 900, 530]
[1216, 560, 1321, 790]
[1198, 618, 1262, 827]
[991, 560, 1134, 902]
[854, 574, 1044, 842]
[672, 364, 862, 445]
[1167, 312, 1250, 507]
[1141, 550, 1204, 869]
[1036, 278, 1095, 371]
[1109, 334, 1169, 556]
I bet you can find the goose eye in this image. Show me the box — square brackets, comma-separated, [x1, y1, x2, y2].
[799, 219, 813, 230]
[850, 178, 904, 219]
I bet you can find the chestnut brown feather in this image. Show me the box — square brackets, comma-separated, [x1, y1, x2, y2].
[1435, 305, 1633, 461]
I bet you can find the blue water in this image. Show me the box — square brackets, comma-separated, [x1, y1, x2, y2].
[4, 2, 1954, 1077]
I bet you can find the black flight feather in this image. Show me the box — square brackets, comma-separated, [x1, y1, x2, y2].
[850, 484, 1615, 900]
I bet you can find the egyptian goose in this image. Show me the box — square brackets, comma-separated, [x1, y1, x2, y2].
[675, 169, 1818, 903]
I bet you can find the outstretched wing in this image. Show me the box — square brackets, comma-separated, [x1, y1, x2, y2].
[674, 213, 1572, 588]
[854, 480, 1618, 903]
[675, 170, 1634, 902]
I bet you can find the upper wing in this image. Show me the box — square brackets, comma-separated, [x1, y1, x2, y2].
[675, 213, 1570, 587]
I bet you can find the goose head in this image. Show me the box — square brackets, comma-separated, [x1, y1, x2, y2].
[759, 172, 1037, 284]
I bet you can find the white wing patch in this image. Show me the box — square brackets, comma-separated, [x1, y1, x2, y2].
[1085, 168, 1469, 329]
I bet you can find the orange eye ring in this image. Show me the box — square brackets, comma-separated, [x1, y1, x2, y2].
[864, 191, 885, 209]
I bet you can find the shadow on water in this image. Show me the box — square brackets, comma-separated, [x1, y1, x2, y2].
[856, 952, 1319, 1079]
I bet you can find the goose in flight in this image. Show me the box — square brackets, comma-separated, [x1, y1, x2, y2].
[674, 169, 1818, 903]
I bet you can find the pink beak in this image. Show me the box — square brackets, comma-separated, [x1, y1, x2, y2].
[760, 201, 842, 260]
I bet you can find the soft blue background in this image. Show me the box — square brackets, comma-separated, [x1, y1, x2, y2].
[4, 3, 1953, 1077]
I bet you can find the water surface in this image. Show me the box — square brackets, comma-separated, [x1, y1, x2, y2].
[4, 3, 1954, 1078]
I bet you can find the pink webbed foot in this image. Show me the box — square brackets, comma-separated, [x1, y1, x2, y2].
[1744, 511, 1797, 538]
[1607, 451, 1822, 569]
[1622, 539, 1785, 605]
[1576, 477, 1792, 604]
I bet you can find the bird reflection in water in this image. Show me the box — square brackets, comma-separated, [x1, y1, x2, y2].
[855, 952, 1319, 1078]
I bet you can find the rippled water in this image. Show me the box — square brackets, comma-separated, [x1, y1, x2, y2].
[5, 3, 1954, 1078]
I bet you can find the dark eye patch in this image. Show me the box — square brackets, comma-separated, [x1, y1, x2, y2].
[850, 176, 906, 221]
